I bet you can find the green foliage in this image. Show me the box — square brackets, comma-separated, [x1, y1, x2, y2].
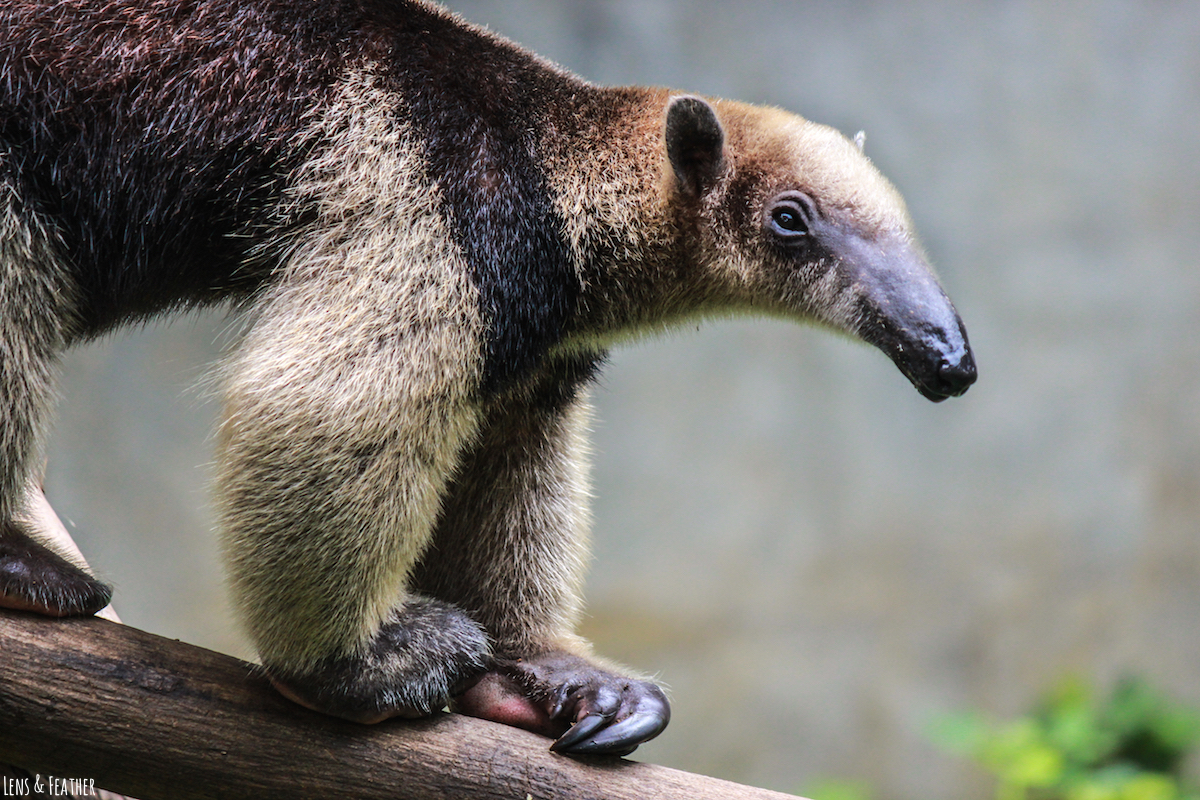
[931, 677, 1200, 800]
[806, 778, 875, 800]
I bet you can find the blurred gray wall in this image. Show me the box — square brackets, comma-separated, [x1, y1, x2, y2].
[42, 3, 1200, 799]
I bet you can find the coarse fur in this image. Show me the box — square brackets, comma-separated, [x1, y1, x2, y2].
[0, 0, 975, 753]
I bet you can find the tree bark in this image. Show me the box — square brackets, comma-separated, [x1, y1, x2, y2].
[0, 612, 805, 800]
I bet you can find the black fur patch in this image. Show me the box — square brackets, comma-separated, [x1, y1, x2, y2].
[382, 5, 584, 395]
[0, 0, 359, 335]
[266, 595, 489, 721]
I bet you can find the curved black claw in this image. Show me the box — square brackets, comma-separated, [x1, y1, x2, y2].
[453, 651, 672, 755]
[553, 707, 670, 756]
[552, 712, 610, 752]
[549, 674, 670, 756]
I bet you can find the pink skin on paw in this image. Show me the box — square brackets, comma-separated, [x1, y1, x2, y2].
[452, 654, 670, 755]
[451, 671, 562, 738]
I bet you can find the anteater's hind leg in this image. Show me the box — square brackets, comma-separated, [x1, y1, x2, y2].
[0, 171, 111, 617]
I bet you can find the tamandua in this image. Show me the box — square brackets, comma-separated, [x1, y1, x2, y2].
[0, 0, 975, 754]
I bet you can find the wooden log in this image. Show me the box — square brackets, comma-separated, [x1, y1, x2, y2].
[0, 611, 805, 800]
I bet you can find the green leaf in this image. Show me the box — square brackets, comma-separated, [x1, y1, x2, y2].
[1121, 774, 1180, 800]
[805, 778, 873, 800]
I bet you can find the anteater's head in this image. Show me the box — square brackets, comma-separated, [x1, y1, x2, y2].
[665, 95, 976, 401]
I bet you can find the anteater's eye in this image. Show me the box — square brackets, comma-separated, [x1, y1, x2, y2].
[772, 207, 804, 232]
[766, 193, 815, 242]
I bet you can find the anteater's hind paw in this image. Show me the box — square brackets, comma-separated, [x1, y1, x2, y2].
[0, 521, 112, 616]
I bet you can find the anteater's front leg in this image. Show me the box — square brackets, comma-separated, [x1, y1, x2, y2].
[215, 264, 491, 723]
[413, 359, 670, 755]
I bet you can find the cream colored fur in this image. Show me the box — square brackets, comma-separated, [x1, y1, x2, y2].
[0, 164, 79, 520]
[216, 69, 487, 671]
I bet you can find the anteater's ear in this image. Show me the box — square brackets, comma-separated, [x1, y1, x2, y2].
[665, 95, 725, 196]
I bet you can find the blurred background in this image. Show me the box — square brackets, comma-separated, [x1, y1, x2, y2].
[41, 2, 1200, 799]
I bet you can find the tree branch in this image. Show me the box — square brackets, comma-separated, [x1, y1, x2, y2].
[0, 612, 805, 800]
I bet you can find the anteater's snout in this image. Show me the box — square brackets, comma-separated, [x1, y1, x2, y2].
[899, 307, 977, 402]
[926, 345, 977, 402]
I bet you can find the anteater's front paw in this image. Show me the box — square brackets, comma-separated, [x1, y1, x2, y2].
[451, 650, 670, 756]
[0, 521, 112, 617]
[266, 596, 489, 723]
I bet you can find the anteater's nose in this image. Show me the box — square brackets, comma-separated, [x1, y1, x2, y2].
[937, 349, 977, 397]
